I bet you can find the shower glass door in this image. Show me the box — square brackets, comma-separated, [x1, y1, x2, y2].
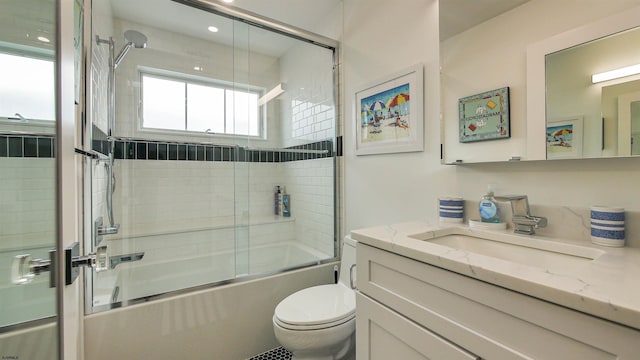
[86, 0, 338, 312]
[0, 0, 58, 357]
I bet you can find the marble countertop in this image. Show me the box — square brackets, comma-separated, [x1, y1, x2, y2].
[350, 221, 640, 330]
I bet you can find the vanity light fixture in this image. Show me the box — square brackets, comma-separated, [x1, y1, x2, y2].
[592, 63, 640, 83]
[207, 26, 219, 33]
[258, 83, 286, 106]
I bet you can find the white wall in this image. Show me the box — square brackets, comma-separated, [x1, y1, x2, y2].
[343, 0, 448, 232]
[343, 0, 640, 248]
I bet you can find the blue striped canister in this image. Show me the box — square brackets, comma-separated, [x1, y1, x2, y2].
[590, 206, 625, 247]
[439, 197, 464, 223]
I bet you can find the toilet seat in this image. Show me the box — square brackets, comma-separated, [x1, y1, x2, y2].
[274, 284, 355, 330]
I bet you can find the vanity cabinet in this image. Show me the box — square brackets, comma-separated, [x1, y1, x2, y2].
[356, 243, 639, 359]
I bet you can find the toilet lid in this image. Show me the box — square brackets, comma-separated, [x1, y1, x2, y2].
[274, 284, 355, 327]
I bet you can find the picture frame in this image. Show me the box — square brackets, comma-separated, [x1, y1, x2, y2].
[459, 87, 510, 143]
[546, 116, 583, 159]
[354, 63, 424, 155]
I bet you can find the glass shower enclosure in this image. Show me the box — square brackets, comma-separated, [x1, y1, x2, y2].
[87, 0, 339, 311]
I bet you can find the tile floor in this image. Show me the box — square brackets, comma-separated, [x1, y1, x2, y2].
[248, 346, 292, 360]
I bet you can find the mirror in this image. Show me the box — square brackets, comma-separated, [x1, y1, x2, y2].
[545, 26, 640, 158]
[527, 5, 640, 160]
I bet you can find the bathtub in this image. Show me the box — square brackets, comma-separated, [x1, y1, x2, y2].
[93, 241, 332, 308]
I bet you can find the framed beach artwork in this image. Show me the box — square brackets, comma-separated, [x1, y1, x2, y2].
[546, 117, 583, 159]
[354, 63, 424, 155]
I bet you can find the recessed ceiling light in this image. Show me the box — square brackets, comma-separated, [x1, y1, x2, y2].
[222, 0, 234, 3]
[194, 66, 203, 72]
[207, 26, 219, 33]
[37, 36, 50, 43]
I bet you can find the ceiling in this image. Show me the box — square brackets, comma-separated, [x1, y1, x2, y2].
[108, 0, 530, 54]
[440, 0, 531, 41]
[108, 0, 340, 57]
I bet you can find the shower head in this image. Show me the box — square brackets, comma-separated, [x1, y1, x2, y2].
[124, 30, 148, 49]
[114, 30, 148, 69]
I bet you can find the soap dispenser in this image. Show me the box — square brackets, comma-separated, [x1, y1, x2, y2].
[479, 185, 500, 223]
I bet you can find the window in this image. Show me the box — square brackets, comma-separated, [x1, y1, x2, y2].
[0, 52, 55, 121]
[141, 73, 261, 137]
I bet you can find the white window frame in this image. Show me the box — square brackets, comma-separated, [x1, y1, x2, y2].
[138, 68, 265, 139]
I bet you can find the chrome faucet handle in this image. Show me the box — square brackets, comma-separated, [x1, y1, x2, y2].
[494, 195, 547, 235]
[494, 195, 531, 217]
[109, 252, 145, 269]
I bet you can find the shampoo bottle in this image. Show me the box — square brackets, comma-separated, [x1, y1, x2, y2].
[274, 186, 282, 216]
[479, 185, 500, 223]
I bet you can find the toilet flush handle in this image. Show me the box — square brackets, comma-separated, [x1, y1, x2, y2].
[349, 264, 357, 290]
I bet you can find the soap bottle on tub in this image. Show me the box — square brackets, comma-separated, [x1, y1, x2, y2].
[479, 185, 500, 223]
[282, 187, 291, 217]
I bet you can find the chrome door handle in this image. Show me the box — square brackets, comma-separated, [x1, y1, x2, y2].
[11, 242, 109, 287]
[11, 253, 53, 285]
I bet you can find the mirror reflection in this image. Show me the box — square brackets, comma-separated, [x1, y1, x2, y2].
[545, 26, 640, 158]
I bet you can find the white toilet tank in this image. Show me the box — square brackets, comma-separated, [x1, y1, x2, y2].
[338, 236, 357, 287]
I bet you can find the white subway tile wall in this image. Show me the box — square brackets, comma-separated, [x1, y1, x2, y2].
[92, 159, 109, 232]
[280, 42, 336, 148]
[0, 158, 56, 253]
[284, 158, 335, 255]
[108, 158, 334, 258]
[91, 36, 110, 134]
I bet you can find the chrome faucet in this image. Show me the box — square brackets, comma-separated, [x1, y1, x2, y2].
[494, 195, 547, 235]
[109, 252, 145, 269]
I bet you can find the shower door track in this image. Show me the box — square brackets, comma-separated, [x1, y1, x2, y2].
[172, 0, 338, 51]
[90, 257, 339, 313]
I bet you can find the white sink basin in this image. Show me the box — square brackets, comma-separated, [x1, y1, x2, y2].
[410, 229, 605, 272]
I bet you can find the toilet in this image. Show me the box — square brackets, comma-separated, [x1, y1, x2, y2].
[273, 236, 357, 360]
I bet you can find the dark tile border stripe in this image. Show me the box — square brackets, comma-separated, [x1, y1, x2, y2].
[108, 140, 333, 162]
[90, 125, 336, 163]
[0, 135, 56, 158]
[0, 126, 337, 163]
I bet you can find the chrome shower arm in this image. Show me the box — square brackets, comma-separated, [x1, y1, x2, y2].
[113, 43, 132, 69]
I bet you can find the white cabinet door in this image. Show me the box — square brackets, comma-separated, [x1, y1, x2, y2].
[357, 243, 640, 359]
[356, 293, 478, 360]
